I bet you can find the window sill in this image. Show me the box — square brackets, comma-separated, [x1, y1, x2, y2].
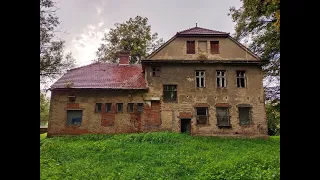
[239, 124, 252, 127]
[196, 124, 211, 127]
[217, 124, 232, 128]
[163, 101, 178, 103]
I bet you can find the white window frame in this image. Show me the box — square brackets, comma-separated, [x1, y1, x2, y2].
[236, 71, 246, 88]
[216, 70, 226, 88]
[196, 70, 205, 88]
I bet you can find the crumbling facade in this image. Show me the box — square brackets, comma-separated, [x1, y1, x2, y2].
[48, 26, 268, 137]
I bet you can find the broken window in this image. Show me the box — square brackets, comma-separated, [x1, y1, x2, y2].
[95, 103, 102, 113]
[67, 110, 82, 125]
[186, 41, 195, 54]
[116, 103, 123, 113]
[216, 107, 231, 126]
[210, 41, 219, 54]
[236, 71, 246, 88]
[127, 103, 134, 112]
[137, 103, 144, 112]
[196, 107, 208, 125]
[152, 67, 161, 77]
[239, 107, 251, 125]
[196, 70, 205, 88]
[216, 70, 226, 88]
[198, 41, 207, 53]
[163, 85, 177, 102]
[105, 103, 112, 112]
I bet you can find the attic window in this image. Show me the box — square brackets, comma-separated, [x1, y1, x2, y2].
[186, 41, 195, 54]
[210, 41, 219, 54]
[95, 103, 102, 113]
[152, 67, 161, 77]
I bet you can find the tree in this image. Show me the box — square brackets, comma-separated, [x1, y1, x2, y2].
[40, 91, 50, 126]
[40, 0, 75, 83]
[266, 101, 280, 135]
[95, 16, 165, 64]
[228, 0, 280, 100]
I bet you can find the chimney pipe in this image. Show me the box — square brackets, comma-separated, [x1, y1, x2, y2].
[118, 50, 130, 65]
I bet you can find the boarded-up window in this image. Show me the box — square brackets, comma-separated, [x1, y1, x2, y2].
[196, 70, 205, 88]
[95, 103, 102, 113]
[216, 107, 230, 126]
[127, 103, 134, 112]
[116, 103, 123, 113]
[105, 103, 112, 112]
[239, 107, 251, 125]
[210, 41, 219, 54]
[67, 110, 82, 125]
[137, 103, 144, 112]
[196, 107, 208, 125]
[236, 71, 246, 88]
[163, 85, 177, 102]
[186, 41, 195, 54]
[198, 41, 207, 53]
[152, 67, 161, 77]
[216, 70, 226, 88]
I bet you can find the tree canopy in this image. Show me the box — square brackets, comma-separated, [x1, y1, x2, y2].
[95, 16, 165, 64]
[40, 91, 50, 126]
[229, 0, 280, 100]
[40, 0, 75, 83]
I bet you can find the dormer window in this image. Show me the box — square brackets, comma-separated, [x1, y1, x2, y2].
[186, 41, 195, 54]
[210, 41, 219, 54]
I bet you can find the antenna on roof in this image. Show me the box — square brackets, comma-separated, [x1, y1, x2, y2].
[196, 23, 197, 27]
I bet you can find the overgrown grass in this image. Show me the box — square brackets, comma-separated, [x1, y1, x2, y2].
[40, 133, 47, 140]
[40, 132, 280, 180]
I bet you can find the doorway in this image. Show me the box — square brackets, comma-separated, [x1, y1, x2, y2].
[181, 119, 191, 134]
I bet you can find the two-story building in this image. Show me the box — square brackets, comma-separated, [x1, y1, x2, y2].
[48, 26, 268, 138]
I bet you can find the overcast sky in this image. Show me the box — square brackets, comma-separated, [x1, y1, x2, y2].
[54, 0, 242, 67]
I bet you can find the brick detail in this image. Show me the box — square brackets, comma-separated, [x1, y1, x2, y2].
[177, 112, 193, 118]
[66, 103, 80, 109]
[215, 103, 230, 107]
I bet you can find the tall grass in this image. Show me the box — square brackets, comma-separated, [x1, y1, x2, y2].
[40, 132, 280, 179]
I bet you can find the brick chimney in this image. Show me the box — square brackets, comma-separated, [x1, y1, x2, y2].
[118, 50, 130, 65]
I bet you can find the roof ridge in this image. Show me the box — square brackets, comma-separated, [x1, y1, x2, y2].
[177, 26, 198, 34]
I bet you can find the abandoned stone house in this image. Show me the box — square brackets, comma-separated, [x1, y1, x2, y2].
[48, 26, 268, 137]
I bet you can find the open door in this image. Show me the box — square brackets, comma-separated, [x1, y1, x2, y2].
[181, 119, 191, 134]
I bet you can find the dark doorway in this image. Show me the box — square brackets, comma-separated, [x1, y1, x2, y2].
[181, 119, 191, 134]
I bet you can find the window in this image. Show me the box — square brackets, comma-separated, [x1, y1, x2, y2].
[116, 103, 123, 113]
[137, 103, 144, 112]
[196, 107, 208, 125]
[210, 41, 219, 54]
[163, 85, 177, 102]
[196, 70, 205, 88]
[198, 41, 207, 53]
[186, 41, 195, 54]
[127, 103, 134, 112]
[236, 71, 246, 88]
[216, 107, 230, 126]
[152, 67, 161, 77]
[105, 103, 112, 112]
[216, 70, 226, 88]
[95, 103, 102, 113]
[67, 110, 82, 125]
[239, 107, 251, 125]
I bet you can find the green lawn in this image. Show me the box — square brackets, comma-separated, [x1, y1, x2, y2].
[40, 132, 280, 180]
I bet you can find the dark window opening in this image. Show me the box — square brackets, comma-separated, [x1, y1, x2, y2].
[152, 67, 161, 77]
[216, 107, 230, 126]
[196, 107, 208, 125]
[137, 103, 144, 112]
[127, 103, 134, 112]
[196, 70, 205, 88]
[105, 103, 112, 112]
[216, 70, 226, 88]
[187, 41, 195, 54]
[163, 85, 177, 102]
[67, 110, 82, 125]
[239, 107, 251, 125]
[237, 71, 246, 88]
[116, 103, 123, 113]
[210, 41, 219, 54]
[95, 103, 102, 113]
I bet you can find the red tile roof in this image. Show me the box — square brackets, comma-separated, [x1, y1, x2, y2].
[177, 27, 229, 35]
[50, 63, 148, 90]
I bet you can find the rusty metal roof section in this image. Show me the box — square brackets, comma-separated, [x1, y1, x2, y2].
[50, 63, 148, 90]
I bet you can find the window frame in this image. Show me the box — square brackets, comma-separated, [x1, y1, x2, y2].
[186, 41, 195, 54]
[216, 107, 231, 127]
[195, 70, 206, 88]
[163, 85, 178, 102]
[196, 107, 209, 125]
[216, 70, 226, 88]
[236, 70, 246, 88]
[137, 103, 144, 112]
[105, 103, 112, 113]
[66, 110, 83, 126]
[152, 67, 161, 77]
[210, 41, 220, 54]
[127, 103, 134, 113]
[95, 103, 102, 113]
[116, 103, 123, 113]
[238, 107, 251, 125]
